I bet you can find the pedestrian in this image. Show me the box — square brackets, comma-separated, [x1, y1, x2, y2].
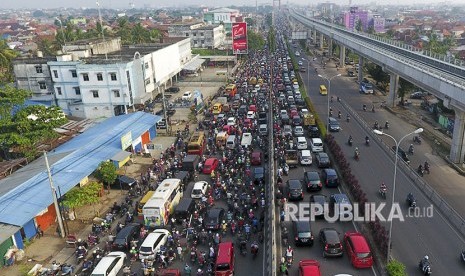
[177, 245, 183, 261]
[36, 225, 43, 238]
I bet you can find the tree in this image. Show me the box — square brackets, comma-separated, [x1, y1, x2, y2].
[398, 77, 415, 104]
[267, 27, 276, 53]
[386, 259, 407, 276]
[248, 30, 265, 51]
[97, 161, 117, 192]
[366, 63, 389, 87]
[37, 38, 59, 56]
[355, 19, 363, 31]
[62, 181, 103, 218]
[245, 17, 256, 27]
[116, 17, 132, 44]
[0, 39, 18, 83]
[131, 23, 149, 44]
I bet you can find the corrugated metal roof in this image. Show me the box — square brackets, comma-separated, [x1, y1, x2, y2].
[0, 112, 160, 227]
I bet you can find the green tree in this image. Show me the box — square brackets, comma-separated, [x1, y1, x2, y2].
[62, 181, 103, 218]
[97, 160, 118, 191]
[355, 19, 362, 31]
[131, 23, 149, 44]
[37, 38, 59, 56]
[398, 77, 415, 104]
[245, 17, 256, 27]
[0, 39, 19, 83]
[116, 17, 132, 44]
[247, 30, 265, 51]
[386, 259, 407, 276]
[267, 26, 276, 53]
[366, 63, 390, 87]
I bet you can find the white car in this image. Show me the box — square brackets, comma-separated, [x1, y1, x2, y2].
[91, 251, 126, 276]
[300, 108, 310, 116]
[247, 111, 256, 119]
[298, 61, 303, 66]
[295, 51, 300, 56]
[227, 117, 236, 126]
[297, 136, 308, 150]
[139, 229, 170, 260]
[299, 150, 313, 165]
[310, 138, 324, 152]
[293, 126, 304, 136]
[191, 181, 209, 199]
[280, 110, 288, 117]
[181, 91, 192, 100]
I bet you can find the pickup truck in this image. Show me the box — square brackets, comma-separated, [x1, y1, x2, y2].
[241, 133, 253, 148]
[285, 149, 299, 168]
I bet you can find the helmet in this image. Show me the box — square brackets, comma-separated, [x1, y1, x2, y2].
[223, 220, 225, 223]
[132, 247, 135, 250]
[78, 246, 83, 250]
[78, 239, 82, 242]
[425, 255, 429, 260]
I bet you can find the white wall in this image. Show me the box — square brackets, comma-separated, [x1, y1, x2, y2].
[151, 44, 181, 86]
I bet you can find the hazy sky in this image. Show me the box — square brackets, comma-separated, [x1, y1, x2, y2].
[0, 0, 461, 10]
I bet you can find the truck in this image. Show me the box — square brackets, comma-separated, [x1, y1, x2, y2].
[241, 133, 253, 148]
[285, 149, 299, 168]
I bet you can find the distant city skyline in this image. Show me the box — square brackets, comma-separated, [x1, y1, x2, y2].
[0, 0, 463, 10]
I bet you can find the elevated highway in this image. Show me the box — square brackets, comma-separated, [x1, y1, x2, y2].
[289, 10, 465, 164]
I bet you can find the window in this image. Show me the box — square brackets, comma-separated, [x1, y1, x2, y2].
[71, 70, 77, 78]
[91, 90, 99, 98]
[74, 87, 81, 95]
[145, 78, 150, 85]
[53, 70, 58, 78]
[186, 32, 189, 37]
[200, 32, 204, 36]
[38, 81, 46, 89]
[193, 33, 197, 36]
[201, 40, 204, 44]
[110, 73, 117, 81]
[144, 62, 149, 69]
[35, 65, 43, 73]
[97, 73, 103, 81]
[83, 73, 89, 81]
[56, 87, 62, 95]
[113, 90, 120, 97]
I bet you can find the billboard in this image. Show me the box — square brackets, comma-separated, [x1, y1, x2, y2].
[232, 22, 248, 55]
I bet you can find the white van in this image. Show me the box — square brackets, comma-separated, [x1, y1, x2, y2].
[241, 133, 253, 148]
[297, 137, 308, 150]
[138, 229, 170, 260]
[310, 138, 324, 153]
[299, 150, 312, 165]
[91, 251, 126, 276]
[226, 135, 236, 150]
[259, 124, 268, 136]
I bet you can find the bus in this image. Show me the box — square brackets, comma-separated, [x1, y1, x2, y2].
[225, 84, 237, 98]
[142, 179, 183, 227]
[138, 191, 155, 215]
[187, 131, 205, 155]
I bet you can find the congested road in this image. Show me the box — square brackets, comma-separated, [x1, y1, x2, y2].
[296, 40, 465, 275]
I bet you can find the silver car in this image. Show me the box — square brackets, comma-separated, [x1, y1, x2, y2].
[283, 125, 292, 136]
[293, 126, 304, 136]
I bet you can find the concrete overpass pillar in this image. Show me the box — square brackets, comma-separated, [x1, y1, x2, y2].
[357, 57, 364, 83]
[319, 34, 324, 50]
[313, 29, 317, 44]
[328, 39, 333, 57]
[450, 109, 465, 164]
[339, 45, 346, 68]
[387, 73, 399, 107]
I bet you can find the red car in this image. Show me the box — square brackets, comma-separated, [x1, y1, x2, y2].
[158, 269, 181, 276]
[203, 158, 219, 174]
[249, 105, 257, 112]
[244, 118, 253, 128]
[251, 151, 262, 165]
[344, 231, 373, 268]
[299, 260, 321, 276]
[223, 125, 235, 135]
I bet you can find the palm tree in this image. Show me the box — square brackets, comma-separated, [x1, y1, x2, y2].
[0, 39, 18, 83]
[116, 17, 132, 44]
[131, 23, 148, 44]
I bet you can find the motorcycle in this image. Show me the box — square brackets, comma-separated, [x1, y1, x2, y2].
[240, 240, 247, 256]
[354, 151, 360, 161]
[408, 145, 414, 155]
[81, 260, 93, 276]
[418, 165, 424, 177]
[346, 115, 350, 122]
[365, 138, 370, 146]
[75, 247, 87, 264]
[379, 187, 387, 199]
[285, 255, 293, 267]
[424, 163, 430, 174]
[385, 121, 389, 129]
[338, 112, 342, 119]
[251, 242, 259, 259]
[461, 250, 465, 263]
[407, 193, 416, 208]
[60, 264, 74, 276]
[419, 259, 432, 275]
[363, 104, 367, 111]
[414, 136, 422, 144]
[348, 138, 353, 146]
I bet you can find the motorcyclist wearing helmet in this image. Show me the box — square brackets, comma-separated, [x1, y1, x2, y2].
[380, 182, 387, 191]
[285, 246, 293, 258]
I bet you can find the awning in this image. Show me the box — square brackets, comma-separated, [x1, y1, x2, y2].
[117, 175, 137, 186]
[0, 223, 20, 244]
[183, 57, 205, 72]
[111, 151, 131, 162]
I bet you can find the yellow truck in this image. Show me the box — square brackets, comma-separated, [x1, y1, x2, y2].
[303, 114, 316, 126]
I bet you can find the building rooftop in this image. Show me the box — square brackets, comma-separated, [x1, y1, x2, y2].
[13, 56, 57, 64]
[195, 25, 222, 30]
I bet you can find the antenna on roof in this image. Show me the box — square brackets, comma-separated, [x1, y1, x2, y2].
[96, 0, 108, 60]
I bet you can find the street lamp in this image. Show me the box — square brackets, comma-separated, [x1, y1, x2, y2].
[318, 73, 341, 131]
[373, 127, 423, 263]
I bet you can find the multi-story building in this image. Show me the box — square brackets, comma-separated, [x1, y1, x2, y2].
[203, 7, 242, 33]
[167, 22, 205, 38]
[13, 37, 193, 119]
[168, 23, 225, 49]
[342, 7, 369, 31]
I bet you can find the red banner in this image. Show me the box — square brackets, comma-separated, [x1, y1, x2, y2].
[232, 22, 248, 55]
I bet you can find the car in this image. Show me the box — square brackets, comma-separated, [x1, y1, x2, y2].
[156, 119, 167, 129]
[258, 112, 267, 124]
[90, 251, 126, 276]
[253, 166, 265, 184]
[322, 168, 339, 187]
[297, 137, 308, 150]
[232, 100, 240, 109]
[283, 125, 293, 136]
[247, 111, 256, 119]
[293, 220, 314, 246]
[217, 113, 226, 122]
[227, 117, 236, 126]
[165, 86, 180, 93]
[280, 110, 288, 117]
[299, 260, 321, 276]
[391, 146, 410, 164]
[299, 150, 312, 165]
[259, 124, 268, 136]
[294, 126, 304, 136]
[292, 115, 302, 126]
[251, 151, 262, 165]
[308, 125, 320, 138]
[181, 91, 192, 100]
[191, 181, 209, 199]
[319, 228, 343, 257]
[139, 229, 170, 260]
[204, 208, 225, 230]
[410, 91, 425, 99]
[287, 179, 304, 201]
[315, 152, 330, 168]
[202, 158, 219, 174]
[344, 232, 373, 268]
[328, 117, 340, 132]
[304, 171, 322, 191]
[310, 138, 323, 152]
[295, 51, 300, 56]
[298, 61, 303, 66]
[310, 194, 328, 218]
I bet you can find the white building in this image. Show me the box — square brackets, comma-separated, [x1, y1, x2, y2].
[13, 37, 192, 119]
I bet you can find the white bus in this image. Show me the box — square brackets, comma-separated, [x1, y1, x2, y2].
[142, 179, 183, 227]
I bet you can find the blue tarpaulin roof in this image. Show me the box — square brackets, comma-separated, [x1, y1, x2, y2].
[0, 112, 160, 227]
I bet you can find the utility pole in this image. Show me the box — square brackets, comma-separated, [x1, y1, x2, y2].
[44, 151, 65, 238]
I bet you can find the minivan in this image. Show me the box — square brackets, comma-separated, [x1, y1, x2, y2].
[226, 135, 236, 150]
[174, 198, 196, 221]
[139, 229, 170, 260]
[293, 221, 314, 246]
[215, 242, 235, 276]
[297, 137, 308, 150]
[112, 223, 141, 251]
[90, 251, 126, 276]
[322, 169, 338, 187]
[287, 179, 304, 201]
[310, 138, 323, 153]
[299, 150, 312, 165]
[329, 194, 351, 220]
[328, 117, 340, 132]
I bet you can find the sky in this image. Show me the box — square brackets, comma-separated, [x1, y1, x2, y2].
[0, 0, 461, 10]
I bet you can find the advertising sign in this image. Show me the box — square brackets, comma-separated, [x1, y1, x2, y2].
[121, 131, 132, 150]
[232, 22, 248, 55]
